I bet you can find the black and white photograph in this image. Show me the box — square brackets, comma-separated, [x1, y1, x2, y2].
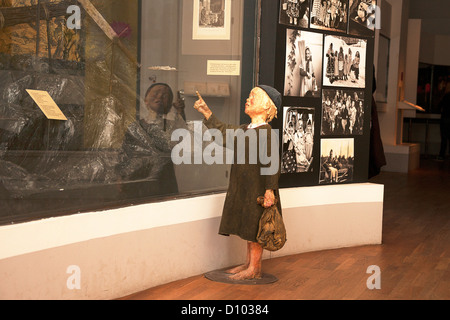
[281, 107, 315, 174]
[310, 0, 349, 34]
[348, 0, 377, 36]
[284, 29, 323, 98]
[323, 35, 367, 88]
[319, 138, 354, 184]
[321, 88, 365, 135]
[193, 0, 231, 40]
[279, 0, 311, 28]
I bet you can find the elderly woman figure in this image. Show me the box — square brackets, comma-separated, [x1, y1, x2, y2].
[194, 85, 283, 281]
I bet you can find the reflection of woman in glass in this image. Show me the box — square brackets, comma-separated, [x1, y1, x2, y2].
[119, 83, 186, 197]
[299, 47, 316, 97]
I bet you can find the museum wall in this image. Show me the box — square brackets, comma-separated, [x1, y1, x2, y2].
[376, 0, 409, 147]
[419, 31, 435, 67]
[418, 31, 450, 73]
[430, 35, 450, 67]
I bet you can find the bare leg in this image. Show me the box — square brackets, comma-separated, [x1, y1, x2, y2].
[226, 242, 251, 274]
[229, 242, 263, 280]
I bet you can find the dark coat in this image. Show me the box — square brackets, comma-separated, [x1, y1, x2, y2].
[369, 68, 387, 179]
[204, 114, 282, 242]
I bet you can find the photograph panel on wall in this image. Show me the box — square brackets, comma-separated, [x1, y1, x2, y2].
[319, 138, 354, 185]
[321, 88, 365, 135]
[323, 35, 367, 88]
[279, 0, 311, 28]
[284, 29, 323, 98]
[310, 0, 349, 34]
[348, 0, 377, 36]
[193, 0, 232, 40]
[281, 106, 315, 174]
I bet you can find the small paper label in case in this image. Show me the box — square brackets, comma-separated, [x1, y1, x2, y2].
[26, 89, 67, 121]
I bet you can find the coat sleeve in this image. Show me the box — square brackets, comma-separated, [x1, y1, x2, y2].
[203, 114, 246, 150]
[203, 114, 242, 132]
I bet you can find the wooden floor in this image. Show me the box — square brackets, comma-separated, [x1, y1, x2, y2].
[121, 158, 450, 300]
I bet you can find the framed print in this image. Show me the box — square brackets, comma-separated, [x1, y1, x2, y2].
[310, 0, 349, 34]
[181, 0, 240, 56]
[323, 35, 367, 88]
[319, 138, 354, 184]
[193, 0, 231, 40]
[284, 29, 323, 98]
[281, 106, 315, 174]
[348, 0, 377, 36]
[321, 88, 365, 135]
[279, 0, 311, 28]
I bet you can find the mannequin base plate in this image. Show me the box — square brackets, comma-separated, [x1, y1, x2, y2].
[204, 268, 278, 285]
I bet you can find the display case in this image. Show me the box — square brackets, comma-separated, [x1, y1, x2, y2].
[0, 0, 255, 225]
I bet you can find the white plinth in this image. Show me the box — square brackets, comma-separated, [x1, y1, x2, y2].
[382, 143, 421, 173]
[0, 183, 384, 300]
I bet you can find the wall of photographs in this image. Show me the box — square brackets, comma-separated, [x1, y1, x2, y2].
[266, 0, 376, 188]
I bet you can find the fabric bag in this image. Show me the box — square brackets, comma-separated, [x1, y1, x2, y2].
[256, 196, 287, 252]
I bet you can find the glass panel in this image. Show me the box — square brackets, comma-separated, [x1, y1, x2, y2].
[0, 0, 249, 225]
